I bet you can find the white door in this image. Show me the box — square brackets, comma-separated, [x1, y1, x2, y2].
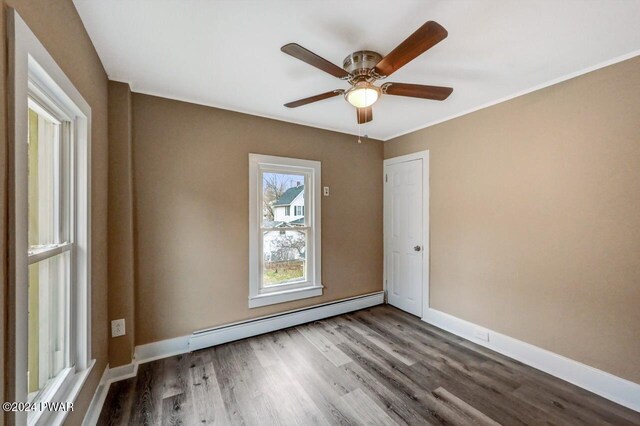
[384, 156, 426, 317]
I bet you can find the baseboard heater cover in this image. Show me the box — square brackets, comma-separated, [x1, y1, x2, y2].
[188, 291, 384, 351]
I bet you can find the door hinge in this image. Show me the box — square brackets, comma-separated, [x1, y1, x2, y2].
[385, 174, 388, 183]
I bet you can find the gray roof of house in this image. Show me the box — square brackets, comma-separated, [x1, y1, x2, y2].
[263, 220, 284, 228]
[273, 185, 304, 206]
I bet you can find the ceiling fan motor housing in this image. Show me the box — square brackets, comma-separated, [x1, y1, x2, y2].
[282, 20, 453, 121]
[343, 50, 383, 78]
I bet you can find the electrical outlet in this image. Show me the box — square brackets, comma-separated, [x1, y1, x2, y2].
[111, 319, 125, 338]
[323, 186, 330, 196]
[474, 328, 490, 342]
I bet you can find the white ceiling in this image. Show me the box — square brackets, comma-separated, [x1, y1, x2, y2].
[73, 0, 640, 141]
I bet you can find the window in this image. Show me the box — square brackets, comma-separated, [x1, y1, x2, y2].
[27, 100, 73, 401]
[249, 154, 322, 308]
[8, 10, 92, 425]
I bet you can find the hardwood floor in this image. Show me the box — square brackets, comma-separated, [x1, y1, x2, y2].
[97, 305, 640, 425]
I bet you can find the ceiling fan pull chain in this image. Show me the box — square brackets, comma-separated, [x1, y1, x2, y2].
[281, 20, 453, 127]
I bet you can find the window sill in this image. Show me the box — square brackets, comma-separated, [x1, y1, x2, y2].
[29, 359, 95, 426]
[249, 285, 323, 308]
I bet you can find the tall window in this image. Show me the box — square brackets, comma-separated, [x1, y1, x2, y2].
[9, 11, 93, 424]
[249, 154, 322, 308]
[27, 100, 73, 400]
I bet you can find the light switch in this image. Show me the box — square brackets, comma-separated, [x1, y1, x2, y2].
[323, 186, 330, 196]
[111, 319, 125, 337]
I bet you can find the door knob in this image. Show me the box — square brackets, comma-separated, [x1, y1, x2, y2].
[414, 245, 422, 252]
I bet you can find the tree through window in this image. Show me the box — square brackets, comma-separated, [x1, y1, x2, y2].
[249, 155, 322, 308]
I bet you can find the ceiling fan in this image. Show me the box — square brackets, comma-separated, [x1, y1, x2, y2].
[281, 21, 453, 124]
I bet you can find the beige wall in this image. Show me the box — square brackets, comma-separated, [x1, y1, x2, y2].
[1, 4, 634, 419]
[107, 81, 136, 367]
[385, 55, 640, 383]
[1, 1, 109, 424]
[131, 93, 383, 345]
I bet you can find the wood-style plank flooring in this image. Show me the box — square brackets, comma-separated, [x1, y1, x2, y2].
[98, 305, 640, 425]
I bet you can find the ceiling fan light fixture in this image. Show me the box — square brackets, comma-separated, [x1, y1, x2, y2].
[345, 82, 380, 108]
[282, 20, 452, 123]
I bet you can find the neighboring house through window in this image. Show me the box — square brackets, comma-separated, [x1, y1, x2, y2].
[249, 154, 322, 308]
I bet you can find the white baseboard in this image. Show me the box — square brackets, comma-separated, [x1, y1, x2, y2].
[96, 291, 384, 389]
[135, 335, 191, 364]
[189, 291, 384, 351]
[423, 308, 640, 412]
[107, 361, 138, 382]
[82, 364, 110, 426]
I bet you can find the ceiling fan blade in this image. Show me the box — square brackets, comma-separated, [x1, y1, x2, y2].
[281, 43, 350, 79]
[383, 83, 453, 100]
[357, 106, 373, 124]
[284, 90, 344, 108]
[374, 21, 448, 78]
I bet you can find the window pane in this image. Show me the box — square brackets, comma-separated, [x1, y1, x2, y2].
[28, 107, 64, 248]
[28, 251, 70, 397]
[263, 230, 306, 286]
[262, 172, 305, 228]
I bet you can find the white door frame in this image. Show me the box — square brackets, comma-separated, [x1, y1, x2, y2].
[383, 150, 430, 317]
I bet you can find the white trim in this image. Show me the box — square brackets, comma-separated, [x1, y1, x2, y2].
[248, 285, 323, 308]
[193, 292, 379, 334]
[385, 49, 640, 141]
[27, 242, 73, 265]
[7, 9, 93, 426]
[115, 50, 640, 143]
[107, 363, 138, 382]
[383, 151, 430, 165]
[248, 154, 323, 308]
[190, 291, 383, 351]
[82, 364, 110, 426]
[102, 292, 384, 389]
[383, 150, 430, 316]
[423, 308, 640, 412]
[135, 336, 191, 364]
[111, 81, 363, 140]
[27, 359, 95, 426]
[90, 344, 171, 386]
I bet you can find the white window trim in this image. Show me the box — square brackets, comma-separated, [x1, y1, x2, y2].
[249, 154, 322, 308]
[7, 9, 93, 426]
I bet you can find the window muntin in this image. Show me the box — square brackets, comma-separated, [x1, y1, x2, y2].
[10, 13, 93, 424]
[249, 155, 322, 307]
[27, 98, 74, 402]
